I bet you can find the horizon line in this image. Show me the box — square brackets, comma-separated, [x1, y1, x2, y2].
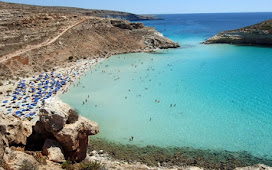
[140, 11, 272, 15]
[2, 1, 272, 16]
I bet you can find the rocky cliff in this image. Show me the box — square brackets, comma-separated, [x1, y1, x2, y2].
[204, 19, 272, 46]
[0, 1, 179, 81]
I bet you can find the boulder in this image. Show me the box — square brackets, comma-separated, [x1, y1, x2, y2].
[39, 97, 99, 161]
[40, 98, 71, 132]
[0, 113, 32, 145]
[42, 139, 65, 163]
[53, 115, 99, 161]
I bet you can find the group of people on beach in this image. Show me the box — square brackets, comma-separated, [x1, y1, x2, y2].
[0, 58, 102, 120]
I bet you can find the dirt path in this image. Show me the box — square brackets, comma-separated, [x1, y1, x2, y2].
[0, 18, 86, 63]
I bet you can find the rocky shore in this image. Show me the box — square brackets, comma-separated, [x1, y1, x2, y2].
[204, 19, 272, 46]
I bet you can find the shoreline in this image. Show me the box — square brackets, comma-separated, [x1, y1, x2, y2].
[0, 48, 167, 115]
[1, 51, 272, 169]
[0, 57, 105, 120]
[87, 138, 272, 169]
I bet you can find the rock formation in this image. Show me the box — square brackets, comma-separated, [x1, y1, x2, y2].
[42, 139, 65, 163]
[0, 113, 33, 146]
[0, 97, 99, 169]
[36, 98, 99, 162]
[204, 19, 272, 46]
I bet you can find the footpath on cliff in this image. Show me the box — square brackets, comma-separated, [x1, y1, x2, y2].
[0, 18, 87, 63]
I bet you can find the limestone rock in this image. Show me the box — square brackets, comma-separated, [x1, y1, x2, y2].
[90, 150, 97, 156]
[235, 164, 272, 170]
[3, 147, 39, 170]
[0, 113, 32, 145]
[42, 139, 65, 163]
[40, 98, 71, 132]
[39, 97, 99, 162]
[54, 115, 99, 161]
[204, 19, 272, 46]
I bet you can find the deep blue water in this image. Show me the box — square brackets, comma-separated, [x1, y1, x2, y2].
[143, 13, 272, 43]
[61, 13, 272, 159]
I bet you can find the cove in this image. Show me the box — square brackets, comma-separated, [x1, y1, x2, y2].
[61, 13, 272, 162]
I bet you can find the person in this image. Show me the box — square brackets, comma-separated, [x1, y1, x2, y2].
[149, 117, 152, 121]
[129, 136, 134, 141]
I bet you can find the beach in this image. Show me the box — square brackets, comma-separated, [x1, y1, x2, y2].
[0, 58, 104, 121]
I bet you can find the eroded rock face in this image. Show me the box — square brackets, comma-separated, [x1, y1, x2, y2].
[42, 139, 65, 163]
[0, 113, 33, 146]
[37, 97, 99, 161]
[54, 116, 99, 161]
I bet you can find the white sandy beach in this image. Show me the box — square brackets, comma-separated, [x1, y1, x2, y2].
[0, 58, 104, 120]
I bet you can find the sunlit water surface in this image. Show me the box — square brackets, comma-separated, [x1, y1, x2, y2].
[61, 13, 272, 158]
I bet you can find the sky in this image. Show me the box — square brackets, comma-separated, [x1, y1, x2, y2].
[2, 0, 272, 14]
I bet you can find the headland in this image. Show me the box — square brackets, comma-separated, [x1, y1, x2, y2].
[204, 19, 272, 46]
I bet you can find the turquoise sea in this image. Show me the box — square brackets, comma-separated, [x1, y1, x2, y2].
[61, 13, 272, 160]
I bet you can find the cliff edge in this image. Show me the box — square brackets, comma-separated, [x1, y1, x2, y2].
[204, 19, 272, 46]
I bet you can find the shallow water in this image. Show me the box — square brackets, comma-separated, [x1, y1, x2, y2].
[61, 13, 272, 160]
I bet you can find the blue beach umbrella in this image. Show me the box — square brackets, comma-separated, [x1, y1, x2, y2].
[3, 100, 8, 103]
[15, 111, 21, 114]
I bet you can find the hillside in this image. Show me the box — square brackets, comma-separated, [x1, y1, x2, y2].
[0, 1, 178, 81]
[204, 19, 272, 46]
[0, 1, 160, 21]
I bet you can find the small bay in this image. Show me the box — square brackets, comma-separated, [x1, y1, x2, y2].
[61, 13, 272, 160]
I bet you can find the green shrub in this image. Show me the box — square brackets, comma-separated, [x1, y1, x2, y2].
[61, 159, 74, 170]
[66, 109, 79, 124]
[68, 56, 74, 61]
[78, 161, 102, 170]
[19, 160, 38, 170]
